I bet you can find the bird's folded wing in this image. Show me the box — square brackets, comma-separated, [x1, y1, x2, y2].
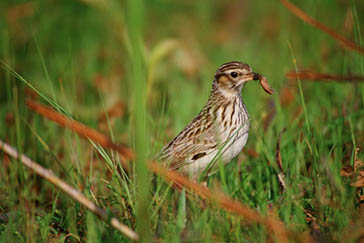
[159, 136, 218, 170]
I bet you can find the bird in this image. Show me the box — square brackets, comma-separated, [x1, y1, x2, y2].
[159, 61, 263, 178]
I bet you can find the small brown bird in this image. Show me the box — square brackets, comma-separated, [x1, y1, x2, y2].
[159, 61, 272, 178]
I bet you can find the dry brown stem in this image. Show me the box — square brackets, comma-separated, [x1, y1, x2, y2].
[26, 99, 135, 168]
[150, 162, 291, 241]
[280, 0, 364, 55]
[285, 70, 364, 82]
[0, 139, 139, 241]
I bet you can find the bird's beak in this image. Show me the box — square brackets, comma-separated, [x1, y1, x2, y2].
[242, 72, 261, 83]
[252, 72, 261, 81]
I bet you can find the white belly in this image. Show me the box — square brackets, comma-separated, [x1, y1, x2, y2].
[181, 122, 249, 177]
[221, 125, 249, 163]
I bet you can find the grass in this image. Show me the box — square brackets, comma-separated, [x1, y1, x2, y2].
[1, 0, 364, 242]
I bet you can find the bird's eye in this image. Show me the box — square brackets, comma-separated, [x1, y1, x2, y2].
[230, 72, 238, 78]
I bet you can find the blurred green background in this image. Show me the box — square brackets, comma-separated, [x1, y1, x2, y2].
[0, 0, 363, 242]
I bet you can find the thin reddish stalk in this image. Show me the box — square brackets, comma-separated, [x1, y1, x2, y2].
[285, 70, 364, 82]
[150, 162, 290, 241]
[26, 100, 135, 168]
[280, 0, 364, 55]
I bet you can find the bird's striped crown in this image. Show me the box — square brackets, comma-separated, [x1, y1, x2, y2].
[215, 61, 252, 76]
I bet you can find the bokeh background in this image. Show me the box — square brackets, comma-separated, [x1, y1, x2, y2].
[1, 0, 363, 242]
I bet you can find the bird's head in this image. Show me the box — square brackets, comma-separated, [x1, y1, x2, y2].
[213, 61, 260, 95]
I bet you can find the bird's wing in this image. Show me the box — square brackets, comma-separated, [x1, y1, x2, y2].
[159, 121, 218, 171]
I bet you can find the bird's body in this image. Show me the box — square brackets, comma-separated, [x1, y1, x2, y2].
[160, 61, 261, 178]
